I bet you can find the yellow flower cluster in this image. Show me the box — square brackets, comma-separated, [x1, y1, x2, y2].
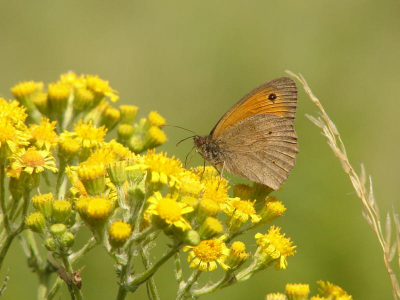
[266, 281, 353, 300]
[1, 73, 300, 299]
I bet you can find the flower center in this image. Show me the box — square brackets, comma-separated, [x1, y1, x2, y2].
[22, 150, 45, 167]
[157, 198, 182, 222]
[193, 239, 221, 261]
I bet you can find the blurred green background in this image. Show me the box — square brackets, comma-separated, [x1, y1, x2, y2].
[1, 0, 399, 299]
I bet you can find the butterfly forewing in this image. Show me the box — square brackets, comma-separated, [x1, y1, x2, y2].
[210, 77, 297, 139]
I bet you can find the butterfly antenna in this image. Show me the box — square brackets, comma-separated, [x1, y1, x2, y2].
[159, 124, 197, 135]
[176, 135, 196, 147]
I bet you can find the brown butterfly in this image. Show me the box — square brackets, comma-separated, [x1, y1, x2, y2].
[194, 77, 298, 190]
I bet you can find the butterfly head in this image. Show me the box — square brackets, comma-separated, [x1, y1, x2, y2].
[193, 135, 224, 166]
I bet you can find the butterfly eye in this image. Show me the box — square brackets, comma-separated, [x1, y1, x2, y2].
[268, 93, 277, 100]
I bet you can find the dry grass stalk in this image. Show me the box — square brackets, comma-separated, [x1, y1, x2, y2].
[286, 70, 400, 300]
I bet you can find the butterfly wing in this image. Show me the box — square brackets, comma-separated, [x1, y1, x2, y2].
[210, 77, 297, 139]
[217, 113, 298, 190]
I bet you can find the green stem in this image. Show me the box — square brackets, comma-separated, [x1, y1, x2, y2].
[0, 163, 11, 234]
[141, 248, 160, 300]
[131, 244, 181, 286]
[176, 270, 202, 300]
[70, 237, 98, 263]
[61, 255, 84, 300]
[0, 189, 30, 271]
[55, 159, 66, 198]
[174, 253, 183, 285]
[46, 278, 62, 300]
[47, 238, 97, 299]
[191, 271, 235, 298]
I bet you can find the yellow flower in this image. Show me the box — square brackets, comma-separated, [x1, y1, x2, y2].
[119, 105, 138, 124]
[31, 193, 54, 218]
[199, 217, 223, 240]
[317, 281, 352, 299]
[184, 236, 230, 271]
[59, 72, 86, 88]
[52, 200, 72, 223]
[11, 81, 43, 100]
[175, 170, 204, 197]
[146, 192, 193, 230]
[84, 140, 131, 167]
[61, 120, 107, 149]
[58, 137, 81, 162]
[202, 176, 230, 206]
[147, 111, 166, 126]
[78, 195, 112, 221]
[0, 98, 28, 125]
[225, 241, 249, 268]
[223, 198, 261, 223]
[132, 149, 185, 187]
[265, 293, 288, 300]
[10, 147, 58, 175]
[47, 82, 71, 112]
[77, 163, 106, 196]
[285, 283, 310, 299]
[74, 86, 95, 111]
[259, 196, 286, 225]
[255, 226, 296, 270]
[198, 198, 220, 217]
[0, 119, 29, 158]
[109, 221, 131, 247]
[29, 118, 58, 150]
[25, 212, 46, 233]
[86, 75, 119, 102]
[143, 126, 167, 148]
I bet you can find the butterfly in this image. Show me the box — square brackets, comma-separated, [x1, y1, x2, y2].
[193, 77, 298, 190]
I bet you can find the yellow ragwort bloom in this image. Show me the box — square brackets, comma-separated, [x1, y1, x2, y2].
[317, 281, 352, 299]
[147, 111, 166, 126]
[11, 81, 43, 100]
[31, 193, 54, 218]
[29, 118, 58, 150]
[184, 236, 230, 272]
[255, 226, 296, 270]
[285, 283, 310, 299]
[79, 195, 112, 220]
[10, 147, 58, 175]
[259, 196, 286, 225]
[47, 82, 70, 106]
[84, 141, 131, 167]
[198, 198, 220, 217]
[266, 293, 288, 300]
[178, 170, 204, 198]
[201, 176, 230, 206]
[109, 221, 132, 243]
[59, 72, 86, 88]
[0, 98, 28, 125]
[66, 166, 88, 197]
[143, 126, 167, 148]
[146, 191, 193, 231]
[223, 198, 261, 224]
[62, 120, 107, 149]
[199, 217, 223, 240]
[0, 119, 29, 158]
[119, 105, 138, 124]
[132, 149, 185, 187]
[25, 211, 46, 233]
[86, 75, 119, 102]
